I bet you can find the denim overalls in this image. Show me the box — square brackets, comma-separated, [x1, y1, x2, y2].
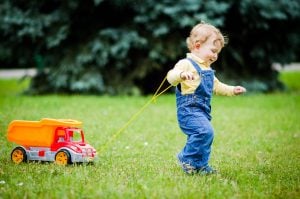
[176, 58, 214, 170]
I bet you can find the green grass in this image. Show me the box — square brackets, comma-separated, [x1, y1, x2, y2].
[0, 73, 299, 199]
[279, 71, 300, 92]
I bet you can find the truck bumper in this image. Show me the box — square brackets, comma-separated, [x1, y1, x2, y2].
[71, 152, 97, 163]
[21, 146, 97, 164]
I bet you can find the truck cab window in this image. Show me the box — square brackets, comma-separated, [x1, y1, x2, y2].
[69, 129, 82, 142]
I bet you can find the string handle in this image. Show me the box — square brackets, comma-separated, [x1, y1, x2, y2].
[98, 75, 172, 154]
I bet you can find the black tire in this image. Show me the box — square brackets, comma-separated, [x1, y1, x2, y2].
[55, 150, 71, 165]
[11, 147, 27, 164]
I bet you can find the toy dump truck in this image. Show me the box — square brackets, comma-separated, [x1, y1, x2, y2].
[7, 118, 97, 165]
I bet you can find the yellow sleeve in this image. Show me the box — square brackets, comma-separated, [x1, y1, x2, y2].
[167, 59, 191, 86]
[213, 77, 235, 96]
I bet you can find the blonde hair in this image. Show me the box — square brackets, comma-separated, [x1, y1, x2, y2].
[186, 22, 227, 51]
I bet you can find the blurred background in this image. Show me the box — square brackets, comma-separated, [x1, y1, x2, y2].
[0, 0, 299, 95]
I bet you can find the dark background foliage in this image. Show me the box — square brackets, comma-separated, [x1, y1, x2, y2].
[0, 0, 299, 94]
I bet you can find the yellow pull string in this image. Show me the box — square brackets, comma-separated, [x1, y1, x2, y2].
[152, 76, 167, 100]
[152, 84, 173, 101]
[151, 76, 173, 102]
[98, 75, 172, 155]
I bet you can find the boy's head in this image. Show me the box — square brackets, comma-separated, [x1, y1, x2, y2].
[186, 22, 227, 65]
[186, 22, 227, 51]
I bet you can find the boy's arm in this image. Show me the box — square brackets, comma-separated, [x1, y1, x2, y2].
[214, 77, 246, 96]
[167, 68, 182, 86]
[167, 59, 192, 86]
[213, 77, 235, 96]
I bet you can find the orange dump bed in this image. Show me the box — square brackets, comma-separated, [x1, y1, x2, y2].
[7, 118, 82, 147]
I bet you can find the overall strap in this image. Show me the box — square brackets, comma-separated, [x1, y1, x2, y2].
[186, 58, 202, 73]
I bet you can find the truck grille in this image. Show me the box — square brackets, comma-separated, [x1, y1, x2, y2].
[82, 148, 94, 157]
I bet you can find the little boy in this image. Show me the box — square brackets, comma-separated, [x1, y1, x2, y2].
[167, 22, 246, 174]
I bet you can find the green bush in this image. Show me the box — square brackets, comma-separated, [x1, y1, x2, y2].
[0, 0, 299, 94]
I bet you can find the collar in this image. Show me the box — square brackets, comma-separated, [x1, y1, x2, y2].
[186, 53, 210, 68]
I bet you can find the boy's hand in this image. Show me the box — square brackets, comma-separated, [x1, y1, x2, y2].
[233, 86, 246, 95]
[180, 71, 194, 80]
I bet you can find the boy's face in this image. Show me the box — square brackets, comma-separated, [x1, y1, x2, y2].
[196, 33, 222, 66]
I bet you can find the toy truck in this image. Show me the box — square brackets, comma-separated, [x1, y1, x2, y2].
[7, 118, 97, 165]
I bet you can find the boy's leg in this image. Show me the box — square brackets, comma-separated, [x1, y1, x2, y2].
[179, 114, 215, 172]
[196, 117, 214, 168]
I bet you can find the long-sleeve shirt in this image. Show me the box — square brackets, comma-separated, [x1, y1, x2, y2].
[167, 53, 235, 96]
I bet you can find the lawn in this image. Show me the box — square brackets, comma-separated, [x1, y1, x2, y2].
[0, 72, 299, 199]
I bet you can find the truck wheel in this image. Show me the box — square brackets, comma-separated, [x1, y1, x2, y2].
[11, 147, 27, 164]
[55, 150, 71, 166]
